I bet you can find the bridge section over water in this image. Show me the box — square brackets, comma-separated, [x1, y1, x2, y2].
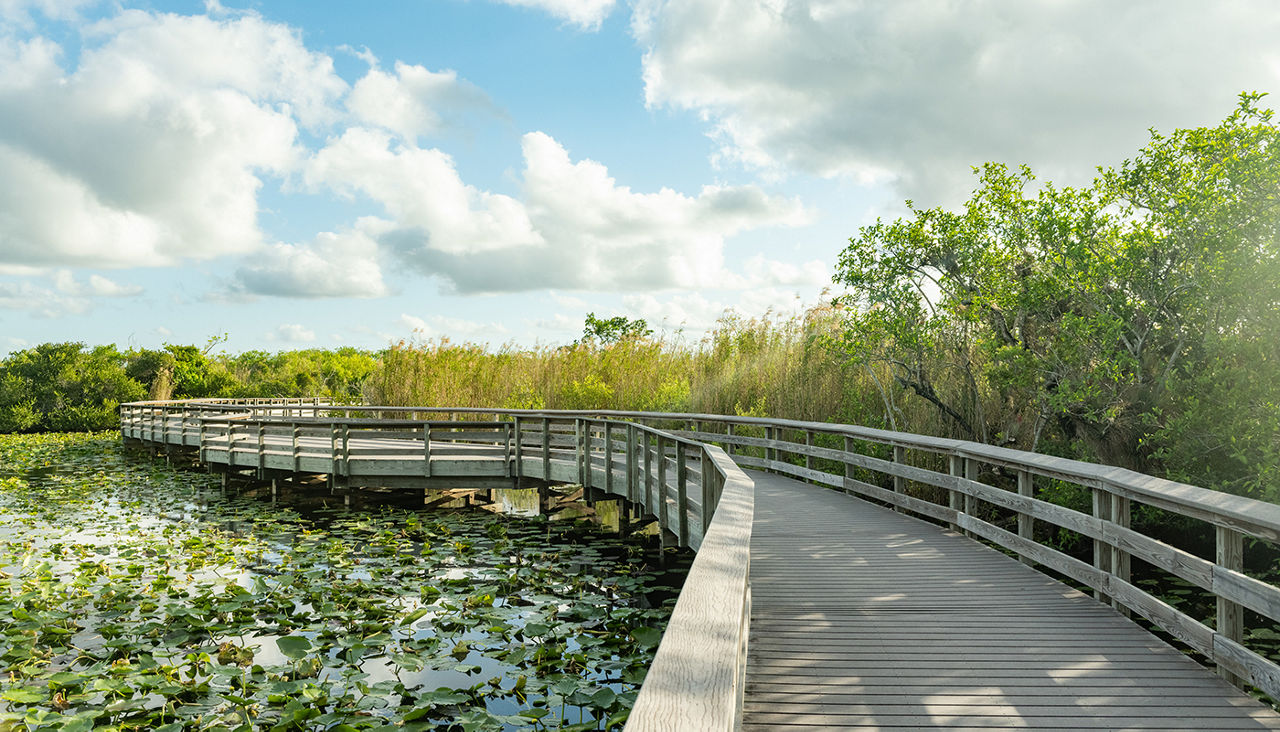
[122, 401, 1280, 730]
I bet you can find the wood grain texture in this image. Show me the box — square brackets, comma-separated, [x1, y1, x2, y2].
[123, 401, 1280, 731]
[743, 470, 1280, 731]
[627, 445, 753, 732]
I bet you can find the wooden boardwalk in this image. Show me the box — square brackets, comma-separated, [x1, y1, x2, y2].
[745, 470, 1280, 730]
[121, 403, 1280, 730]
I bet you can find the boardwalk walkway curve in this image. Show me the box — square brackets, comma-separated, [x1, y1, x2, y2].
[120, 400, 1280, 730]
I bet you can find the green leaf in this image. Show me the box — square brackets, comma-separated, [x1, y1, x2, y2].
[631, 626, 662, 648]
[1, 687, 44, 704]
[276, 635, 312, 660]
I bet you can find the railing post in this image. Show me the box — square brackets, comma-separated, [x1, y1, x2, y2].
[257, 423, 265, 477]
[644, 433, 654, 513]
[725, 423, 735, 456]
[1091, 488, 1113, 602]
[657, 435, 668, 529]
[963, 458, 979, 529]
[292, 424, 301, 473]
[1217, 526, 1245, 685]
[701, 446, 714, 535]
[765, 426, 775, 466]
[947, 455, 963, 531]
[576, 419, 586, 487]
[423, 423, 432, 477]
[676, 441, 689, 547]
[542, 418, 551, 481]
[511, 418, 521, 480]
[892, 444, 906, 512]
[626, 425, 638, 503]
[1111, 495, 1131, 613]
[1017, 470, 1034, 566]
[199, 419, 207, 464]
[804, 430, 813, 483]
[330, 423, 339, 477]
[342, 424, 351, 476]
[604, 422, 614, 495]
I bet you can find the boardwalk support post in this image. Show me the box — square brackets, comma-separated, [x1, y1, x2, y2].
[676, 441, 689, 546]
[947, 455, 963, 532]
[1017, 469, 1034, 566]
[892, 444, 906, 512]
[1092, 488, 1112, 603]
[542, 417, 551, 481]
[1217, 526, 1244, 685]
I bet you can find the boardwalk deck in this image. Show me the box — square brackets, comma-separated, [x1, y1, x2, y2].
[744, 469, 1280, 730]
[122, 403, 1280, 730]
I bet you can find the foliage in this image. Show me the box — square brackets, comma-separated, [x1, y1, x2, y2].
[0, 432, 684, 729]
[0, 343, 143, 433]
[580, 314, 652, 345]
[367, 308, 874, 426]
[0, 345, 381, 433]
[833, 93, 1280, 499]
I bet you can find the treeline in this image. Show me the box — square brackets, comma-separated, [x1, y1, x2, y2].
[2, 95, 1275, 504]
[0, 343, 375, 432]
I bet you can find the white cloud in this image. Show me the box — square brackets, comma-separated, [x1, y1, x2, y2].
[234, 227, 388, 298]
[721, 254, 827, 290]
[306, 127, 541, 256]
[549, 291, 588, 310]
[622, 286, 814, 335]
[491, 0, 616, 30]
[0, 270, 141, 317]
[377, 131, 807, 293]
[52, 270, 143, 297]
[633, 0, 1280, 204]
[398, 312, 510, 341]
[0, 11, 345, 270]
[267, 323, 316, 343]
[155, 326, 172, 337]
[622, 292, 727, 332]
[525, 312, 580, 334]
[347, 61, 500, 142]
[0, 278, 87, 317]
[0, 0, 96, 25]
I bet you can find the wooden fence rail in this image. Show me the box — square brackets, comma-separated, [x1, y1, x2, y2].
[121, 399, 1280, 723]
[120, 400, 754, 731]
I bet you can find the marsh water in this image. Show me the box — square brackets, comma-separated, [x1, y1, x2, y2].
[0, 432, 690, 731]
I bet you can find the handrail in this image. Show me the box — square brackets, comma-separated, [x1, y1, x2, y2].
[121, 399, 1280, 705]
[120, 400, 755, 730]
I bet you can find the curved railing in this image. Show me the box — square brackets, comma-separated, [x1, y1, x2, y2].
[121, 400, 1280, 720]
[120, 400, 754, 730]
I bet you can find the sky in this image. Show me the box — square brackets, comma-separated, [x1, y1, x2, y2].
[0, 0, 1277, 354]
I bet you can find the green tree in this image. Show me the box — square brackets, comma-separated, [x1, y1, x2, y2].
[0, 343, 144, 432]
[581, 313, 652, 345]
[834, 93, 1280, 494]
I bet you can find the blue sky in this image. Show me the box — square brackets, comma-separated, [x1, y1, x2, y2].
[1, 0, 1277, 354]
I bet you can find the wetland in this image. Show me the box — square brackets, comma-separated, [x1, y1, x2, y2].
[0, 432, 688, 731]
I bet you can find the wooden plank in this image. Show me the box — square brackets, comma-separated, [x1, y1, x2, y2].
[628, 445, 753, 732]
[1217, 526, 1245, 685]
[1212, 564, 1280, 624]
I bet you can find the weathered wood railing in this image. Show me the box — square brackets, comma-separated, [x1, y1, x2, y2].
[610, 410, 1280, 701]
[121, 400, 1280, 715]
[120, 400, 754, 730]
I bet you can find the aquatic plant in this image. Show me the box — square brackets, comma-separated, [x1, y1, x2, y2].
[0, 432, 685, 730]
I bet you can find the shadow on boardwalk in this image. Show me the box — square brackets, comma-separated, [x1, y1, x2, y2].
[743, 470, 1280, 731]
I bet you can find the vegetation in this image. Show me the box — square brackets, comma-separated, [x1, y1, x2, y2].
[833, 93, 1280, 501]
[1, 95, 1275, 502]
[0, 433, 683, 730]
[0, 344, 376, 433]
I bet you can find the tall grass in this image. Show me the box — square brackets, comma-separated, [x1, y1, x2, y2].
[365, 303, 903, 429]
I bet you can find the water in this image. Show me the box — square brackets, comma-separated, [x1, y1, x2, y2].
[0, 432, 690, 730]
